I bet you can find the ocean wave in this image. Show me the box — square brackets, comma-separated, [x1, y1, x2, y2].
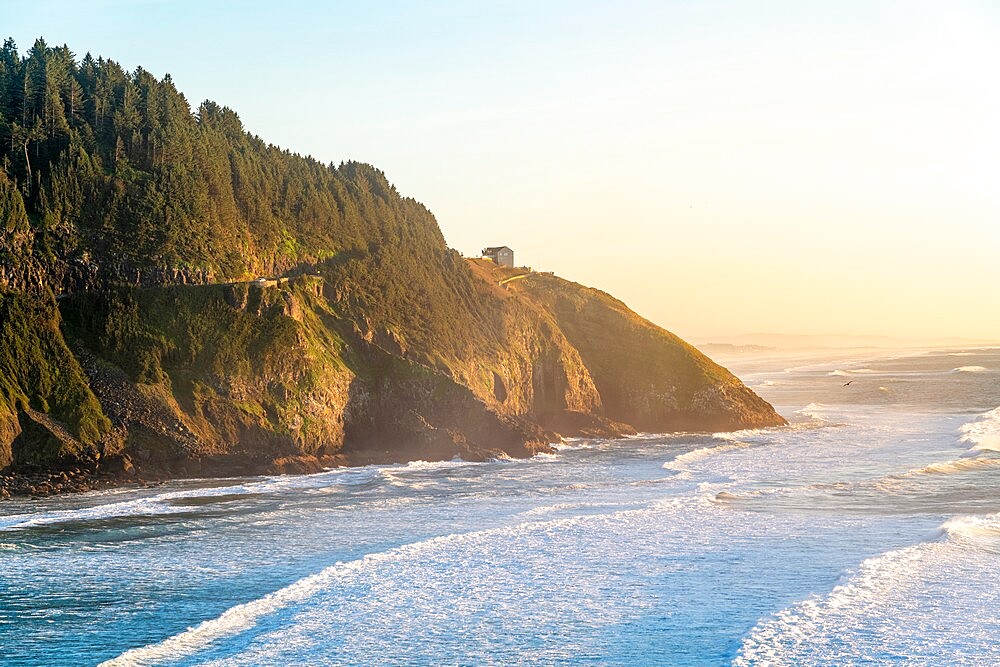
[516, 500, 649, 518]
[953, 365, 989, 373]
[711, 427, 766, 442]
[712, 481, 851, 503]
[551, 442, 580, 451]
[828, 368, 882, 376]
[0, 467, 390, 532]
[797, 403, 828, 420]
[98, 502, 680, 667]
[624, 432, 671, 441]
[709, 448, 1000, 510]
[942, 513, 1000, 547]
[373, 469, 437, 490]
[734, 541, 934, 666]
[737, 510, 1000, 665]
[551, 440, 599, 451]
[662, 442, 750, 470]
[393, 458, 478, 471]
[901, 456, 1000, 477]
[959, 406, 1000, 452]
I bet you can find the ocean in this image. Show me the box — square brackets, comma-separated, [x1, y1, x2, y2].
[1, 347, 999, 666]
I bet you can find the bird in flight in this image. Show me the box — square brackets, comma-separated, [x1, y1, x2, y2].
[843, 380, 854, 386]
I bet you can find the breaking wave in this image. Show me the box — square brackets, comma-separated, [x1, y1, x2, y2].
[942, 513, 1000, 547]
[97, 503, 670, 667]
[959, 406, 1000, 452]
[0, 465, 421, 532]
[662, 442, 750, 470]
[901, 456, 1000, 477]
[736, 513, 1000, 666]
[954, 365, 989, 373]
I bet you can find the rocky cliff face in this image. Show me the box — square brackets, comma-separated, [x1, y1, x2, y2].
[0, 263, 783, 495]
[0, 40, 785, 494]
[468, 260, 784, 432]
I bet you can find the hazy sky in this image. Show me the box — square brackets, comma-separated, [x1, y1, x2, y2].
[5, 0, 999, 340]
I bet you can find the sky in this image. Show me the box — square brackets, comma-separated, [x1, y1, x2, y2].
[4, 0, 999, 341]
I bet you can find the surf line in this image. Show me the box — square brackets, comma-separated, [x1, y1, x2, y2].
[98, 501, 679, 666]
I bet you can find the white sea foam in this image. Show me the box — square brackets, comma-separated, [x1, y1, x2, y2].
[959, 406, 1000, 452]
[734, 542, 934, 666]
[953, 365, 989, 373]
[0, 467, 386, 532]
[828, 370, 851, 377]
[98, 503, 678, 667]
[901, 456, 1000, 477]
[551, 442, 579, 451]
[394, 458, 475, 470]
[712, 481, 850, 503]
[552, 440, 597, 451]
[797, 403, 829, 420]
[942, 514, 1000, 541]
[711, 427, 765, 442]
[516, 500, 648, 518]
[662, 442, 749, 470]
[736, 512, 1000, 666]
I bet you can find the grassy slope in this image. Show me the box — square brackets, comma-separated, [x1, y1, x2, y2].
[0, 291, 110, 466]
[59, 277, 354, 463]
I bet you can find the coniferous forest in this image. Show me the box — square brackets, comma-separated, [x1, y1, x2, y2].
[2, 37, 435, 281]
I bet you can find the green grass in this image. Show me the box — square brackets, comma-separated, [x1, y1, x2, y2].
[59, 278, 352, 451]
[0, 291, 110, 464]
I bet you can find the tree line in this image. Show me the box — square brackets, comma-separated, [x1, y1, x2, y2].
[0, 37, 448, 283]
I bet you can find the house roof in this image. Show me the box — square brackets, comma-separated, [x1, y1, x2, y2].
[483, 246, 512, 254]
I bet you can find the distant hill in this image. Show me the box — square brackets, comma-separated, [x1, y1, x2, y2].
[699, 333, 1000, 350]
[0, 38, 783, 493]
[697, 343, 776, 355]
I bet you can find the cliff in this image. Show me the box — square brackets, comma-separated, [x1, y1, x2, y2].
[470, 261, 782, 432]
[0, 38, 784, 494]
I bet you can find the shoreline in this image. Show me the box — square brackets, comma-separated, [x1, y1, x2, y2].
[0, 418, 765, 501]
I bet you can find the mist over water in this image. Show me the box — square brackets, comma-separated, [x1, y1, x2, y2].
[2, 348, 999, 665]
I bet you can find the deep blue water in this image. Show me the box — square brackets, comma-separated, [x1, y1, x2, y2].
[2, 347, 1000, 666]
